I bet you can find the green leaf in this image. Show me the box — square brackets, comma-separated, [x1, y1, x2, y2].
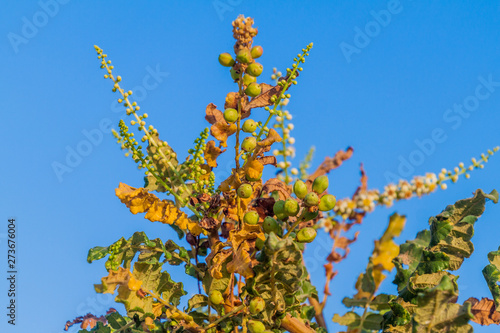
[415, 250, 450, 275]
[483, 264, 500, 309]
[106, 312, 129, 329]
[115, 262, 186, 319]
[332, 311, 360, 329]
[342, 294, 395, 311]
[187, 294, 208, 312]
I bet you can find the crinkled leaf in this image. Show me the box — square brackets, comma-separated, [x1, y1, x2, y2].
[466, 297, 500, 325]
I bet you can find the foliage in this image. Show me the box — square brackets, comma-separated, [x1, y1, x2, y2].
[66, 15, 500, 333]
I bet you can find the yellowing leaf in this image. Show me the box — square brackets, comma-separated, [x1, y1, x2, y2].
[128, 275, 143, 291]
[115, 183, 203, 236]
[244, 158, 264, 181]
[372, 240, 400, 271]
[94, 267, 130, 294]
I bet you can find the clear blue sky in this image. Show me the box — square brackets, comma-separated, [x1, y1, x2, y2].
[2, 1, 500, 332]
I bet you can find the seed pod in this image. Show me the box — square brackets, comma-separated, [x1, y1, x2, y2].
[209, 290, 224, 305]
[247, 320, 266, 333]
[246, 63, 263, 77]
[249, 297, 265, 314]
[318, 194, 336, 211]
[296, 227, 317, 243]
[243, 211, 259, 225]
[242, 119, 257, 133]
[218, 53, 235, 67]
[293, 180, 308, 199]
[230, 68, 240, 81]
[237, 184, 253, 198]
[241, 137, 257, 152]
[236, 49, 253, 64]
[312, 175, 329, 194]
[263, 216, 280, 234]
[284, 198, 300, 216]
[251, 46, 263, 59]
[245, 83, 261, 97]
[304, 192, 319, 206]
[223, 108, 238, 123]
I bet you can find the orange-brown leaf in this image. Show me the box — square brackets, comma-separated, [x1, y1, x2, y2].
[466, 297, 500, 325]
[205, 103, 236, 147]
[243, 83, 284, 112]
[244, 158, 264, 181]
[261, 178, 291, 201]
[257, 128, 282, 147]
[205, 140, 224, 168]
[307, 147, 354, 181]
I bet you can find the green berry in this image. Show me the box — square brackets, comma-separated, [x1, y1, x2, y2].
[237, 184, 253, 198]
[230, 68, 240, 80]
[236, 49, 253, 64]
[241, 137, 257, 152]
[245, 83, 261, 97]
[242, 74, 256, 86]
[224, 108, 238, 123]
[247, 320, 266, 333]
[251, 46, 263, 59]
[304, 192, 319, 206]
[246, 63, 263, 77]
[296, 227, 317, 243]
[273, 200, 285, 215]
[209, 290, 224, 305]
[243, 211, 260, 225]
[255, 237, 265, 250]
[242, 119, 257, 133]
[284, 198, 300, 217]
[218, 53, 235, 67]
[312, 175, 329, 194]
[318, 194, 336, 211]
[249, 297, 265, 314]
[263, 216, 280, 234]
[293, 180, 308, 199]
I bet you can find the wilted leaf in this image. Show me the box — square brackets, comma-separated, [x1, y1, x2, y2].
[261, 178, 291, 201]
[257, 128, 282, 148]
[205, 103, 236, 147]
[115, 182, 203, 236]
[204, 140, 224, 168]
[243, 82, 284, 112]
[307, 147, 354, 181]
[244, 158, 264, 181]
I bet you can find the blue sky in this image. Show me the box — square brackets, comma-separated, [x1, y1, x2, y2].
[1, 1, 500, 332]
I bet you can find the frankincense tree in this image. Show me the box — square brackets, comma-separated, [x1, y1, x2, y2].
[66, 15, 500, 333]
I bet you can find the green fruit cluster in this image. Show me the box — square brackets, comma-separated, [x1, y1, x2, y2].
[237, 184, 253, 198]
[296, 227, 317, 243]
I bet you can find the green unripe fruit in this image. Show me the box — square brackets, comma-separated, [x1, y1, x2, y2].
[249, 297, 265, 314]
[237, 184, 253, 198]
[284, 198, 300, 217]
[242, 74, 256, 86]
[275, 212, 288, 221]
[293, 180, 308, 199]
[223, 108, 238, 123]
[245, 83, 261, 97]
[247, 320, 266, 333]
[304, 192, 319, 206]
[318, 194, 337, 211]
[242, 119, 257, 133]
[273, 200, 285, 215]
[296, 227, 317, 243]
[246, 63, 263, 77]
[241, 137, 257, 152]
[255, 237, 265, 250]
[285, 295, 295, 306]
[263, 216, 280, 234]
[209, 290, 224, 305]
[243, 211, 260, 225]
[236, 49, 252, 64]
[218, 53, 235, 67]
[230, 68, 240, 80]
[251, 46, 263, 59]
[312, 175, 329, 194]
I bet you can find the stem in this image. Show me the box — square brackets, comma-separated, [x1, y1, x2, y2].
[280, 314, 316, 333]
[203, 305, 245, 331]
[115, 320, 136, 332]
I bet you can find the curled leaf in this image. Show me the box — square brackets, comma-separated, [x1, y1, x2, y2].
[257, 128, 282, 147]
[204, 140, 224, 168]
[205, 103, 236, 147]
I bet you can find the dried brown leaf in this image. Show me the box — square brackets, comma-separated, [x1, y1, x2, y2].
[466, 297, 500, 325]
[257, 155, 277, 166]
[261, 178, 292, 201]
[205, 103, 237, 147]
[307, 147, 354, 181]
[257, 128, 282, 147]
[243, 83, 283, 112]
